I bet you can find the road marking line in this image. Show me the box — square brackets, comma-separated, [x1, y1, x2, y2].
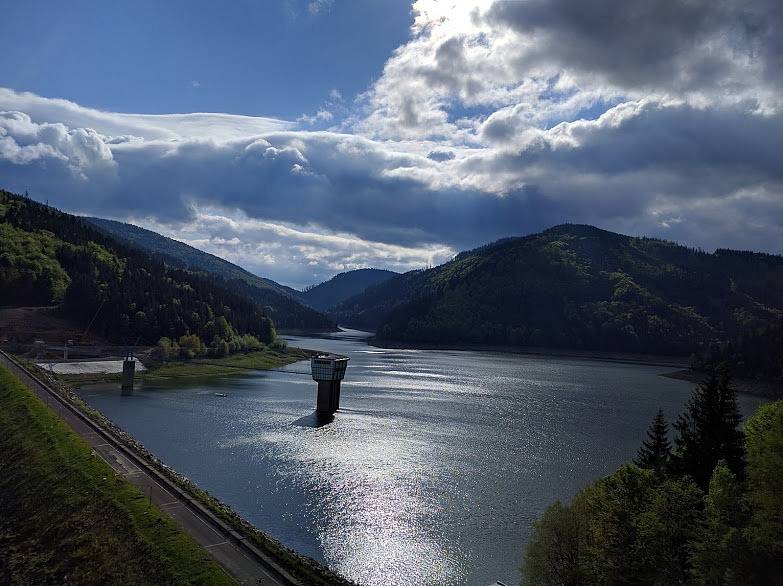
[204, 541, 228, 548]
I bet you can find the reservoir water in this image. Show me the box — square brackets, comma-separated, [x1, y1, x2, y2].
[76, 330, 766, 585]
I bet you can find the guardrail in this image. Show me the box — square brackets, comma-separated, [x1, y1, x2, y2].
[0, 349, 301, 586]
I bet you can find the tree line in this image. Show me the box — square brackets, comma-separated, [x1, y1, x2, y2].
[522, 368, 783, 584]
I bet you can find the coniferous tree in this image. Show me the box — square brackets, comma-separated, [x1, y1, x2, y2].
[635, 409, 671, 475]
[673, 371, 719, 487]
[524, 389, 783, 583]
[672, 367, 744, 488]
[717, 366, 745, 477]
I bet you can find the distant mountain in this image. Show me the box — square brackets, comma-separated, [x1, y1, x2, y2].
[300, 268, 398, 311]
[85, 217, 334, 331]
[334, 224, 783, 357]
[0, 190, 279, 345]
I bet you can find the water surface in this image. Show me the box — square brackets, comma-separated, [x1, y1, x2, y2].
[77, 329, 766, 585]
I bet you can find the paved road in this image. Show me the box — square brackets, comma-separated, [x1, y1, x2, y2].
[0, 351, 298, 586]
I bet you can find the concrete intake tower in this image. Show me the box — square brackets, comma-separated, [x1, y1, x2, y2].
[121, 351, 136, 395]
[310, 353, 349, 415]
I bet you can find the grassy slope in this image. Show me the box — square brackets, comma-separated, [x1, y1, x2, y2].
[0, 364, 234, 585]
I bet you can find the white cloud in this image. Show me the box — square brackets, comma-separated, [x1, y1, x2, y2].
[357, 0, 783, 142]
[0, 110, 115, 180]
[134, 207, 455, 289]
[307, 0, 333, 15]
[0, 88, 291, 142]
[297, 109, 334, 125]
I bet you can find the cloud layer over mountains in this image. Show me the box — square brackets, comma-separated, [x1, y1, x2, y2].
[1, 0, 782, 288]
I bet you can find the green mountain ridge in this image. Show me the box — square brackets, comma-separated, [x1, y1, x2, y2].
[334, 224, 783, 362]
[300, 268, 398, 311]
[86, 217, 298, 298]
[85, 216, 333, 332]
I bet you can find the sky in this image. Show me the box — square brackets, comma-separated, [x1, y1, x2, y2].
[1, 0, 782, 289]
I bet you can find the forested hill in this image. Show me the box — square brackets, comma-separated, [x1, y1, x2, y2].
[86, 216, 334, 331]
[87, 217, 299, 299]
[0, 190, 331, 346]
[300, 268, 398, 311]
[334, 224, 783, 362]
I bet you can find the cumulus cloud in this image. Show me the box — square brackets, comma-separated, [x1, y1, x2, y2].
[0, 110, 116, 184]
[0, 0, 782, 286]
[358, 0, 783, 142]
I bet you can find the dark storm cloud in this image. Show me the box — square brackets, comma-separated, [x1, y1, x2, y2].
[487, 0, 783, 94]
[491, 104, 783, 183]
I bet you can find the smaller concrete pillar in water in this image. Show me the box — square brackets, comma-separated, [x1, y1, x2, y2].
[311, 354, 349, 415]
[121, 356, 136, 394]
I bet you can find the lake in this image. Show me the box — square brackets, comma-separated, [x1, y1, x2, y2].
[76, 329, 767, 585]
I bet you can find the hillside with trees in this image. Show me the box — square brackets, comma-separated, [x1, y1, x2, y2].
[300, 268, 398, 311]
[335, 224, 783, 362]
[0, 190, 315, 355]
[522, 372, 783, 584]
[87, 216, 333, 331]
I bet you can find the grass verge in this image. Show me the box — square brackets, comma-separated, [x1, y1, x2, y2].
[0, 363, 234, 585]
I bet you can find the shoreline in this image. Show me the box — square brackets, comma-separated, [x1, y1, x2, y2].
[368, 337, 690, 369]
[366, 336, 781, 399]
[278, 327, 341, 336]
[662, 368, 783, 399]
